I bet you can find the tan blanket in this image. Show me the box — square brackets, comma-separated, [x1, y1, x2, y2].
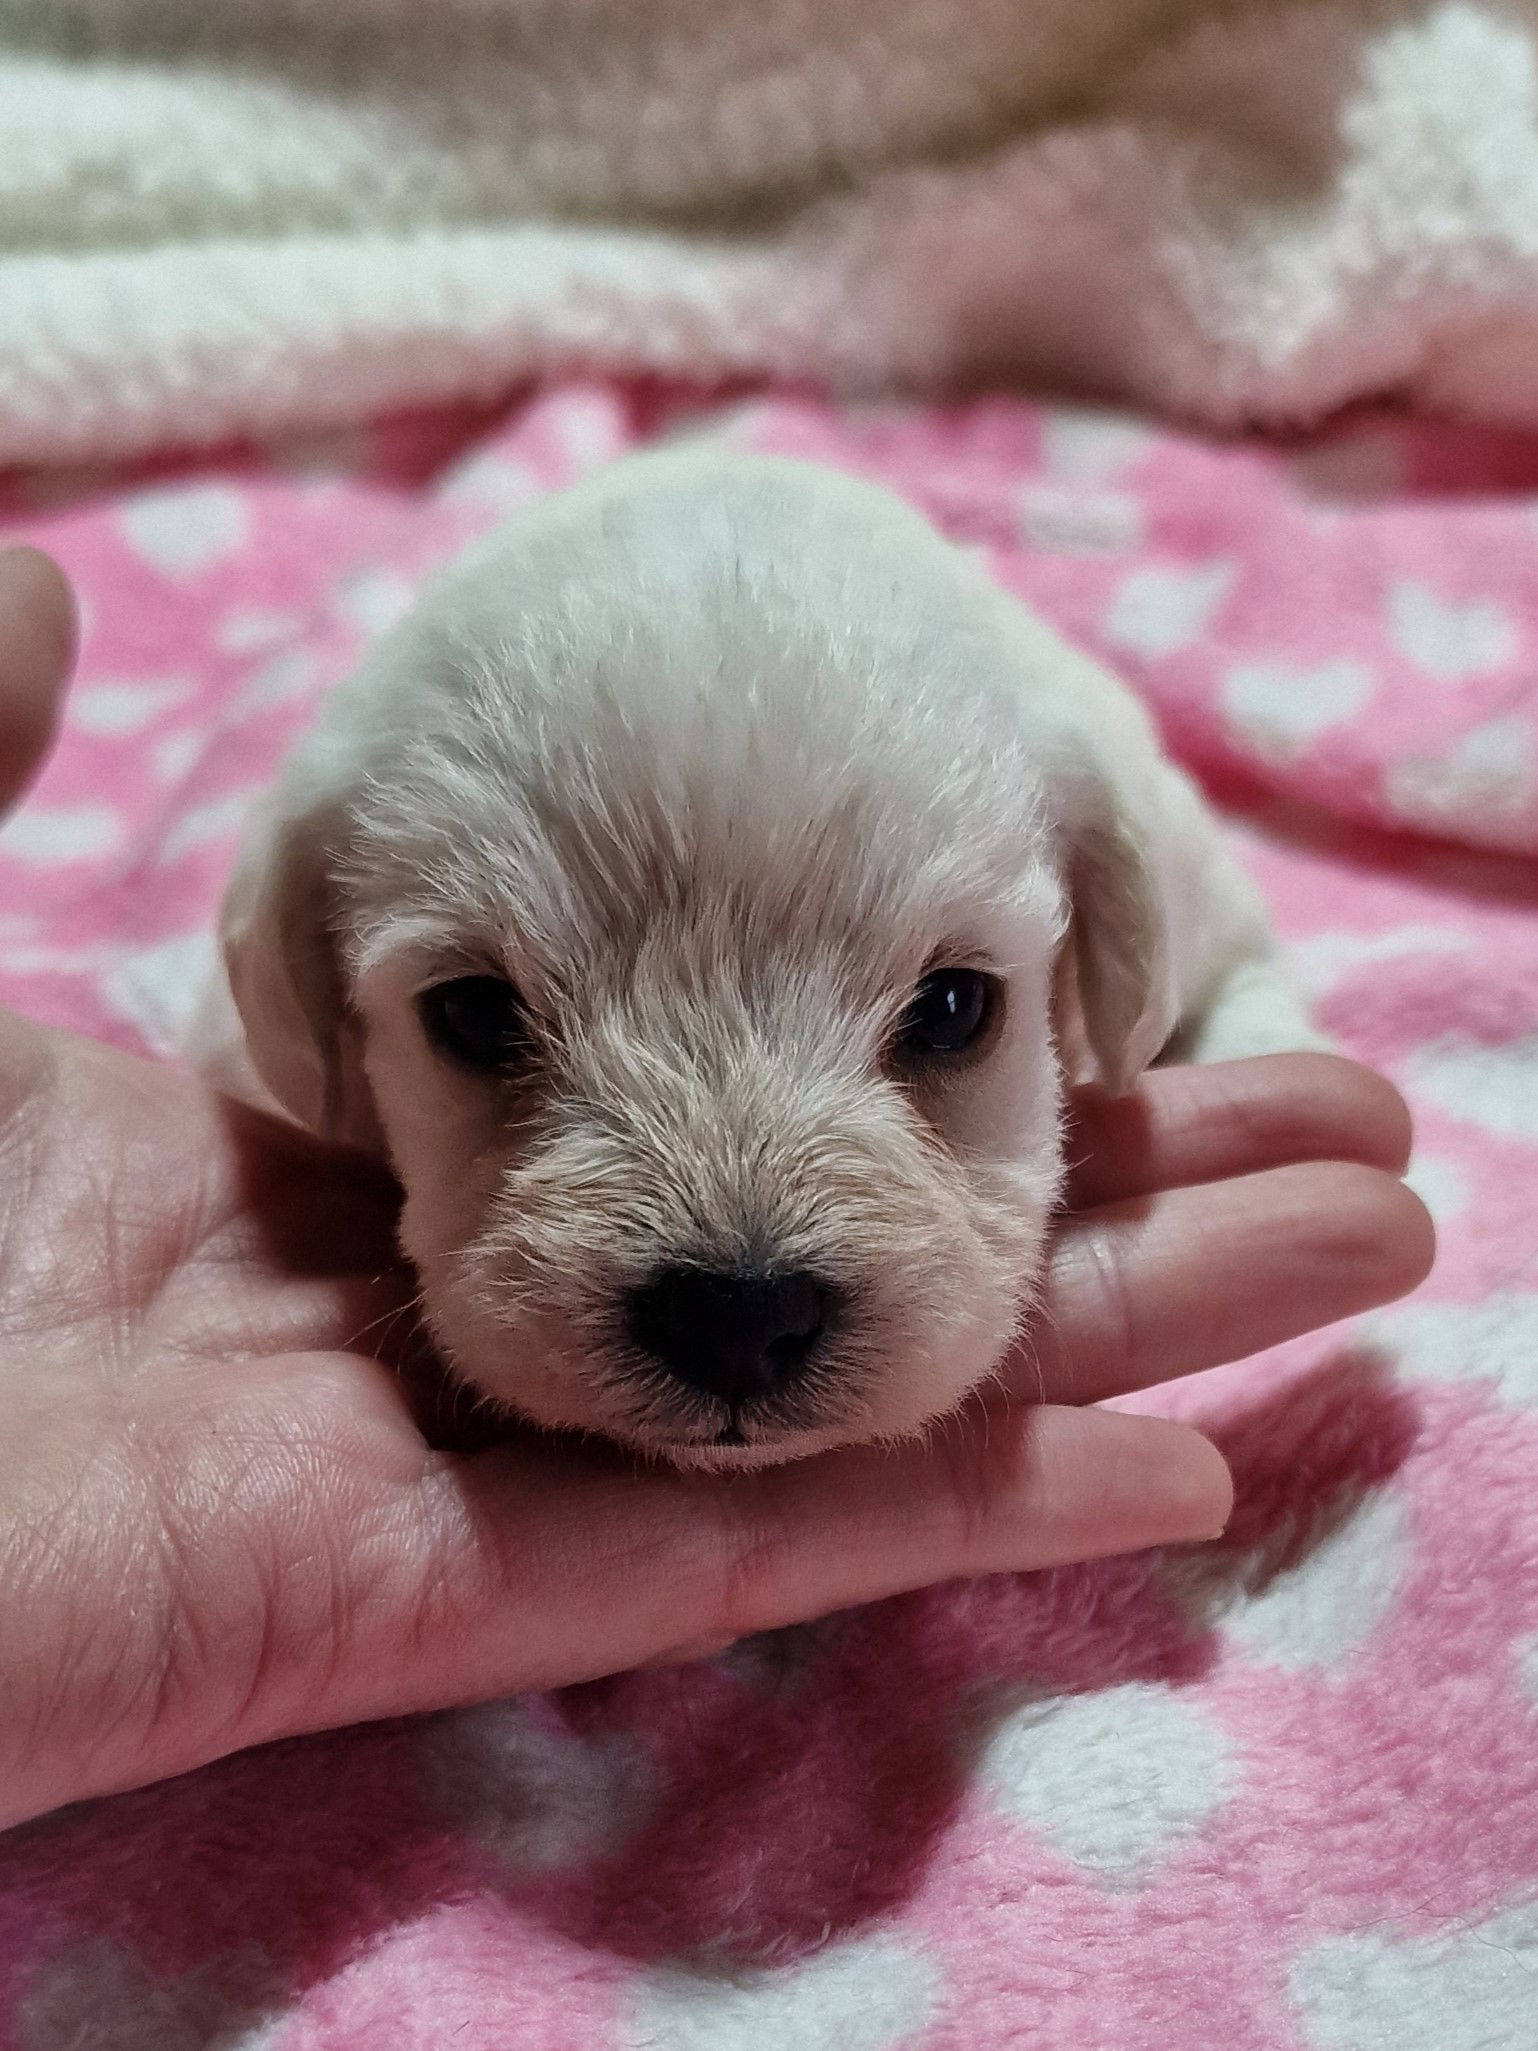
[3, 0, 1538, 462]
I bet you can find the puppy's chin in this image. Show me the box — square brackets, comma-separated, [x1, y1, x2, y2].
[431, 1305, 1027, 1471]
[603, 1395, 970, 1471]
[442, 1377, 975, 1472]
[626, 1424, 867, 1473]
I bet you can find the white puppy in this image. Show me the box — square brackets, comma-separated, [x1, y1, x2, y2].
[201, 452, 1311, 1467]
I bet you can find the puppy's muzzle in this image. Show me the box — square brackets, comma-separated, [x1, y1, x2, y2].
[624, 1264, 841, 1409]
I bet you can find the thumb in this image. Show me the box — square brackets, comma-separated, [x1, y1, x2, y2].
[0, 547, 77, 816]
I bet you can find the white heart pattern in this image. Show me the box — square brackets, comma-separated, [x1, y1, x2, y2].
[981, 1681, 1235, 1879]
[1292, 1899, 1538, 2051]
[0, 803, 124, 865]
[1285, 923, 1473, 999]
[1519, 1631, 1538, 1707]
[157, 788, 259, 864]
[1104, 560, 1235, 657]
[630, 1938, 937, 2051]
[439, 450, 545, 516]
[119, 484, 250, 579]
[1224, 657, 1376, 762]
[333, 567, 418, 634]
[1386, 716, 1535, 831]
[1405, 1031, 1538, 1144]
[70, 675, 190, 737]
[1019, 484, 1143, 554]
[1370, 1292, 1538, 1407]
[1222, 1486, 1410, 1670]
[1388, 579, 1517, 681]
[1040, 406, 1157, 480]
[1402, 1151, 1472, 1223]
[416, 1699, 659, 1875]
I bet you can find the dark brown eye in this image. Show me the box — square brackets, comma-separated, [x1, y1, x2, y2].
[894, 968, 999, 1059]
[418, 976, 530, 1070]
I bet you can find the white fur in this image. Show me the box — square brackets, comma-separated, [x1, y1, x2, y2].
[207, 452, 1311, 1466]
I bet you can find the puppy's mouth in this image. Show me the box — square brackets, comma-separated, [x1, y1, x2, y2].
[617, 1360, 860, 1468]
[618, 1372, 874, 1468]
[644, 1421, 849, 1471]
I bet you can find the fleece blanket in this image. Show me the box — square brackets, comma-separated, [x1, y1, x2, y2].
[11, 0, 1538, 465]
[0, 381, 1533, 2049]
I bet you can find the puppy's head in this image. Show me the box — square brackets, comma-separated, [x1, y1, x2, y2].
[223, 456, 1173, 1465]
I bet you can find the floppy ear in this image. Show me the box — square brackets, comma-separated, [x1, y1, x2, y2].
[219, 786, 379, 1149]
[1057, 762, 1178, 1098]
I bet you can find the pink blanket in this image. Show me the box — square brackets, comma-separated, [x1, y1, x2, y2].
[0, 385, 1535, 2049]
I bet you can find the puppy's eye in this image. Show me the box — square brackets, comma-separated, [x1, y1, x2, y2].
[418, 976, 531, 1070]
[893, 968, 999, 1059]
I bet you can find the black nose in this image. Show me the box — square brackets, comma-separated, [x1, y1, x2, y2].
[625, 1265, 837, 1407]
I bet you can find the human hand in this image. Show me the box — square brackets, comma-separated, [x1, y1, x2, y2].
[0, 548, 1433, 1830]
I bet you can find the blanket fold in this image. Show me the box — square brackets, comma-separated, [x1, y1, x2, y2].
[7, 0, 1538, 462]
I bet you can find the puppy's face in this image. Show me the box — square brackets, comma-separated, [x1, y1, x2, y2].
[225, 457, 1166, 1465]
[344, 781, 1065, 1467]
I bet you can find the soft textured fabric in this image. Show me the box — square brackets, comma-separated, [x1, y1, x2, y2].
[10, 1, 1538, 462]
[0, 381, 1534, 2049]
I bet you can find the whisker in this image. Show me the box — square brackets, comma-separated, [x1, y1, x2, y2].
[342, 1286, 428, 1359]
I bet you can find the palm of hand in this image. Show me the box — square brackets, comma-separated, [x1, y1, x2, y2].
[0, 1023, 431, 1818]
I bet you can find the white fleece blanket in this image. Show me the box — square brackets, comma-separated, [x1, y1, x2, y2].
[5, 0, 1538, 465]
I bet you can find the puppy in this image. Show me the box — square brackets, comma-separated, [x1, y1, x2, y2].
[200, 451, 1312, 1467]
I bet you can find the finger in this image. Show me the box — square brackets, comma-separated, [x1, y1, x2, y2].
[0, 547, 76, 814]
[385, 1403, 1233, 1703]
[1064, 1054, 1415, 1210]
[1024, 1159, 1435, 1406]
[80, 1389, 1231, 1821]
